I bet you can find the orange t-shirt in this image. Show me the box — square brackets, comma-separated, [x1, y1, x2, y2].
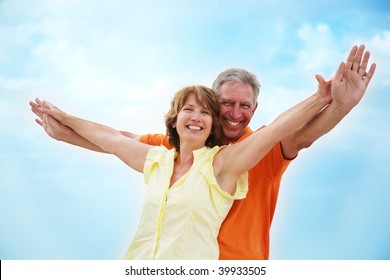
[140, 127, 291, 259]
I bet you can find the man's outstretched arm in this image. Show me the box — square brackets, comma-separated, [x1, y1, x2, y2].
[281, 44, 376, 159]
[30, 98, 140, 152]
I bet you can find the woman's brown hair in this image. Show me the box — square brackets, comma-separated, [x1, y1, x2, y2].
[165, 85, 221, 151]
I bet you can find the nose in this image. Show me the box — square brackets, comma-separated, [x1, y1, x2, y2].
[231, 103, 242, 119]
[191, 111, 201, 122]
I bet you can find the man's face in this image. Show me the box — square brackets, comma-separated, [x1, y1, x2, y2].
[218, 82, 258, 143]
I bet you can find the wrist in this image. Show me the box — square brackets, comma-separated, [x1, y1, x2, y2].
[328, 100, 353, 117]
[60, 113, 74, 127]
[59, 126, 76, 141]
[314, 89, 332, 107]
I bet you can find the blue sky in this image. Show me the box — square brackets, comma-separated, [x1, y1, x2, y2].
[0, 0, 389, 260]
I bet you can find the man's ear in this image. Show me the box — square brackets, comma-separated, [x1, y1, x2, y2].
[252, 101, 258, 114]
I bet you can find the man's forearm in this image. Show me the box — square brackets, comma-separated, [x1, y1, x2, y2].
[61, 128, 107, 152]
[289, 100, 351, 150]
[270, 91, 330, 140]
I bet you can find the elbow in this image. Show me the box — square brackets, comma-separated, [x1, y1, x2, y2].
[281, 136, 314, 159]
[298, 140, 314, 150]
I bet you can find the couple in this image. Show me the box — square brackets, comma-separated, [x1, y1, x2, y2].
[30, 44, 376, 260]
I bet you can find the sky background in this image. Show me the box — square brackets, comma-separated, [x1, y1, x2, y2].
[0, 0, 389, 260]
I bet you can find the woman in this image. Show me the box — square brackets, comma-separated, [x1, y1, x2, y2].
[37, 84, 331, 259]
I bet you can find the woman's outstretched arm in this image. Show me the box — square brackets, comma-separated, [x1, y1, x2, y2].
[30, 98, 141, 153]
[38, 101, 151, 173]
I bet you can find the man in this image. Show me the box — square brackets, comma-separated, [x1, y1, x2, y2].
[30, 44, 376, 259]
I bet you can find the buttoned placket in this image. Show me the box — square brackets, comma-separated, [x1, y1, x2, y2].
[151, 150, 175, 259]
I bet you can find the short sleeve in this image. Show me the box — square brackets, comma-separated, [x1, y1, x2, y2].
[231, 171, 248, 200]
[143, 146, 171, 185]
[201, 146, 248, 201]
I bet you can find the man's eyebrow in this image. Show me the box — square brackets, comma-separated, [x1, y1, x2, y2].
[219, 99, 252, 106]
[219, 98, 233, 103]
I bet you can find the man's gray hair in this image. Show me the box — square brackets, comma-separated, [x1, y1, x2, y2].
[212, 68, 261, 103]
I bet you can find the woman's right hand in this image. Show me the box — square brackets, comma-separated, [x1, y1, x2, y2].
[30, 98, 73, 141]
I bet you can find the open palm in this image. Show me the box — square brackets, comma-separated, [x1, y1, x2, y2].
[331, 45, 376, 109]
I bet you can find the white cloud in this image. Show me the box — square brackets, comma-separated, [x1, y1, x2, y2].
[366, 31, 390, 87]
[297, 23, 342, 77]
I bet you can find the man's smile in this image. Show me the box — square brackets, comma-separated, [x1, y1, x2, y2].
[226, 120, 241, 126]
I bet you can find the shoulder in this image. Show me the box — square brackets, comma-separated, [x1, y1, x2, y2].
[145, 146, 175, 163]
[193, 146, 224, 167]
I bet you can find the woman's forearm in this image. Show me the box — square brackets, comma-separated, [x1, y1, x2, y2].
[39, 101, 149, 172]
[61, 114, 121, 154]
[59, 113, 148, 172]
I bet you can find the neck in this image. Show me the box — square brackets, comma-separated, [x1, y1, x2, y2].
[220, 136, 232, 145]
[220, 134, 242, 145]
[176, 143, 202, 165]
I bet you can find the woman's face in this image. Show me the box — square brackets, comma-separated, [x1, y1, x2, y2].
[174, 93, 213, 149]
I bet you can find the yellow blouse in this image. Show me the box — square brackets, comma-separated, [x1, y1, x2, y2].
[123, 146, 248, 259]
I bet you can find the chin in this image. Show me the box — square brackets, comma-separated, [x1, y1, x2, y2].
[223, 130, 241, 141]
